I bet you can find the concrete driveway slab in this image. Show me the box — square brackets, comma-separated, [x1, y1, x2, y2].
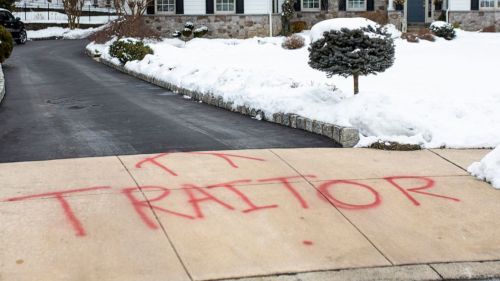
[138, 182, 390, 280]
[0, 192, 190, 281]
[119, 149, 304, 189]
[430, 149, 492, 170]
[0, 156, 136, 199]
[311, 176, 500, 264]
[272, 148, 468, 181]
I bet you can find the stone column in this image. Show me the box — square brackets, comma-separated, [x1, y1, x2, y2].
[388, 0, 394, 10]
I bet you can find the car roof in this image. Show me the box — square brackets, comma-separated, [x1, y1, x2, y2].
[0, 8, 11, 12]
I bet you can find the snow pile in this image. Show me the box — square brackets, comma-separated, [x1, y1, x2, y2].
[310, 18, 379, 42]
[28, 26, 105, 39]
[87, 28, 500, 149]
[430, 21, 452, 29]
[468, 147, 500, 189]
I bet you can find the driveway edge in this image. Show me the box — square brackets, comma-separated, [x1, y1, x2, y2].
[89, 52, 360, 148]
[0, 64, 5, 104]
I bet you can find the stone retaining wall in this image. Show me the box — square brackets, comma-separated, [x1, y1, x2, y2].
[144, 14, 281, 38]
[449, 11, 499, 31]
[89, 52, 360, 147]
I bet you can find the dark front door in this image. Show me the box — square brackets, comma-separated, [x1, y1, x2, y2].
[407, 0, 425, 23]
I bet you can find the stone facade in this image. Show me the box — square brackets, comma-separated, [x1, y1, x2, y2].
[289, 0, 389, 30]
[144, 14, 282, 38]
[388, 10, 403, 29]
[144, 0, 394, 38]
[448, 11, 499, 31]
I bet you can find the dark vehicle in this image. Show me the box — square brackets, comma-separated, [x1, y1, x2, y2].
[0, 8, 27, 44]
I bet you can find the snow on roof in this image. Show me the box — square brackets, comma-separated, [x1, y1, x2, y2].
[310, 17, 380, 42]
[0, 8, 10, 12]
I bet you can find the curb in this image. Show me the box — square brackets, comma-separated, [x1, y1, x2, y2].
[89, 52, 360, 147]
[224, 261, 500, 281]
[0, 64, 5, 105]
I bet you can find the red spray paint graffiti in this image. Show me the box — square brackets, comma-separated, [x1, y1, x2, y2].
[135, 152, 265, 176]
[318, 180, 382, 210]
[1, 153, 462, 238]
[384, 176, 460, 205]
[5, 186, 111, 236]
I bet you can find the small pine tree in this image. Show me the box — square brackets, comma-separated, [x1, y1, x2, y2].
[308, 26, 395, 95]
[281, 0, 295, 35]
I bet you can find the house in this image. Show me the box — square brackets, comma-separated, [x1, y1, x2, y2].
[143, 0, 497, 37]
[143, 0, 402, 37]
[397, 0, 498, 30]
[445, 0, 499, 30]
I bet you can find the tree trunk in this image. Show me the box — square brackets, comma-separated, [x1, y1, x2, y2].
[353, 73, 359, 95]
[281, 19, 289, 36]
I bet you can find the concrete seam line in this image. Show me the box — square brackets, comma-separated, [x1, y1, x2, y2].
[88, 51, 360, 148]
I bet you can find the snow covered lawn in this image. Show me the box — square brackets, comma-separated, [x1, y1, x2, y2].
[87, 28, 500, 149]
[28, 26, 105, 39]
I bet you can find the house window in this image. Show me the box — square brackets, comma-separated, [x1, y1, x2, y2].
[347, 0, 365, 10]
[156, 0, 175, 13]
[479, 0, 497, 8]
[302, 0, 320, 10]
[216, 0, 235, 13]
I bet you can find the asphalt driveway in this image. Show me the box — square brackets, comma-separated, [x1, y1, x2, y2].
[0, 39, 336, 163]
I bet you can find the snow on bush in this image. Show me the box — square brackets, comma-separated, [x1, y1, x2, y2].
[468, 147, 500, 189]
[310, 18, 379, 42]
[109, 39, 153, 64]
[430, 21, 456, 40]
[282, 34, 305, 49]
[87, 26, 500, 149]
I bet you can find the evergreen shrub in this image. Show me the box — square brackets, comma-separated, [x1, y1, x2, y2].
[0, 26, 13, 63]
[430, 21, 456, 40]
[109, 39, 153, 64]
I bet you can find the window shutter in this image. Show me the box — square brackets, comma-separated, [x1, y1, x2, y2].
[367, 0, 374, 10]
[294, 0, 301, 11]
[236, 0, 244, 13]
[338, 0, 346, 10]
[321, 0, 328, 10]
[176, 0, 184, 14]
[206, 0, 214, 13]
[146, 0, 155, 14]
[471, 0, 479, 10]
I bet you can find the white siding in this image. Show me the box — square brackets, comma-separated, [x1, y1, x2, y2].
[245, 0, 270, 14]
[277, 0, 284, 13]
[184, 0, 205, 14]
[449, 0, 470, 10]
